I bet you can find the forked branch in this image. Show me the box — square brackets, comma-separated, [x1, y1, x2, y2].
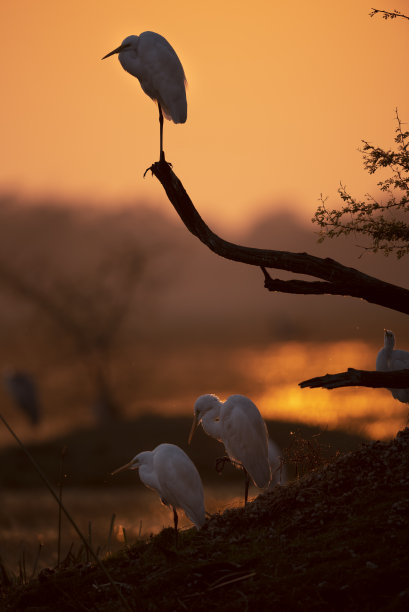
[148, 160, 409, 315]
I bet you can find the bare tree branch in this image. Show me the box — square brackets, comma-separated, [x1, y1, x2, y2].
[147, 160, 409, 315]
[299, 368, 409, 390]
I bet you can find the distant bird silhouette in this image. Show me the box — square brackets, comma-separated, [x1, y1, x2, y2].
[376, 329, 409, 403]
[102, 31, 187, 162]
[189, 394, 271, 504]
[3, 370, 41, 426]
[111, 443, 205, 533]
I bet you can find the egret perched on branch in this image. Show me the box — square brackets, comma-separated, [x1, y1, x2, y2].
[188, 394, 271, 504]
[376, 329, 409, 403]
[102, 31, 187, 162]
[111, 443, 205, 533]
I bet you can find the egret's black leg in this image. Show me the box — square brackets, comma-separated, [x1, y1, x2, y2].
[158, 103, 164, 162]
[215, 455, 231, 474]
[173, 506, 179, 545]
[244, 470, 250, 506]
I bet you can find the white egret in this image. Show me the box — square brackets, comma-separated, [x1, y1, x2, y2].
[188, 394, 271, 504]
[102, 31, 187, 162]
[111, 443, 205, 533]
[376, 329, 409, 403]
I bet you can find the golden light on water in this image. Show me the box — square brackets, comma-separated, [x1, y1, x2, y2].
[236, 341, 408, 440]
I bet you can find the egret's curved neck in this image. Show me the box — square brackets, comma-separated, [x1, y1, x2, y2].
[385, 334, 395, 353]
[201, 405, 223, 441]
[138, 459, 160, 493]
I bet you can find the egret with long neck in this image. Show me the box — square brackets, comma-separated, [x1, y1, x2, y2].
[111, 443, 205, 535]
[189, 394, 271, 504]
[102, 31, 187, 162]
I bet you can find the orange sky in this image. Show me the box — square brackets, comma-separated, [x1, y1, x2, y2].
[1, 1, 408, 231]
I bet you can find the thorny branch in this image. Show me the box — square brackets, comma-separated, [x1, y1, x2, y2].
[370, 8, 409, 21]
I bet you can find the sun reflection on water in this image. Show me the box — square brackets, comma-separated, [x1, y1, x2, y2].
[234, 341, 408, 440]
[0, 341, 406, 448]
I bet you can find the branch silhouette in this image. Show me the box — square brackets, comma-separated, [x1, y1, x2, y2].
[148, 160, 409, 315]
[299, 368, 409, 391]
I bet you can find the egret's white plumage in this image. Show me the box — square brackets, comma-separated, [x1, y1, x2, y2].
[189, 394, 271, 503]
[376, 329, 409, 403]
[111, 443, 205, 530]
[102, 31, 187, 160]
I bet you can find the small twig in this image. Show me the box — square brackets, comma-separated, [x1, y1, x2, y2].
[18, 548, 27, 585]
[107, 513, 116, 555]
[122, 527, 128, 547]
[370, 8, 409, 21]
[30, 543, 43, 580]
[87, 521, 93, 563]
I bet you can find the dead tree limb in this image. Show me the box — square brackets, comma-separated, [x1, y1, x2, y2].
[147, 160, 409, 315]
[299, 368, 409, 390]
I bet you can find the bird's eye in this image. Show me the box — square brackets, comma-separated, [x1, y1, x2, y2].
[214, 417, 220, 422]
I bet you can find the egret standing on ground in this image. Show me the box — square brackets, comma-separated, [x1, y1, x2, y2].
[111, 443, 205, 533]
[376, 329, 409, 403]
[188, 394, 271, 504]
[102, 31, 187, 162]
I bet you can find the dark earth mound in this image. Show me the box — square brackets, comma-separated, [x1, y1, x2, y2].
[2, 428, 409, 611]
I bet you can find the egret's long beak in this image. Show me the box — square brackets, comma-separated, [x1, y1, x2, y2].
[102, 44, 126, 60]
[188, 414, 200, 445]
[111, 460, 134, 476]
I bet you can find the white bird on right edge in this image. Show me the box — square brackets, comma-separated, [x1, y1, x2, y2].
[188, 394, 271, 504]
[376, 329, 409, 403]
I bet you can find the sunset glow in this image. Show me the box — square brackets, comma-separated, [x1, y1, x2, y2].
[1, 3, 408, 589]
[0, 1, 408, 230]
[237, 341, 407, 439]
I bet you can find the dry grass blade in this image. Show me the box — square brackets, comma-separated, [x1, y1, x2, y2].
[18, 549, 27, 585]
[0, 411, 133, 612]
[0, 557, 11, 587]
[57, 446, 67, 567]
[107, 513, 116, 555]
[208, 571, 256, 591]
[30, 543, 43, 580]
[122, 526, 128, 547]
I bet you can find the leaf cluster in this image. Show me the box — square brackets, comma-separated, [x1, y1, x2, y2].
[313, 111, 409, 258]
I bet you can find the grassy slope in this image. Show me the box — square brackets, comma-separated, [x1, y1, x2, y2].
[2, 428, 409, 611]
